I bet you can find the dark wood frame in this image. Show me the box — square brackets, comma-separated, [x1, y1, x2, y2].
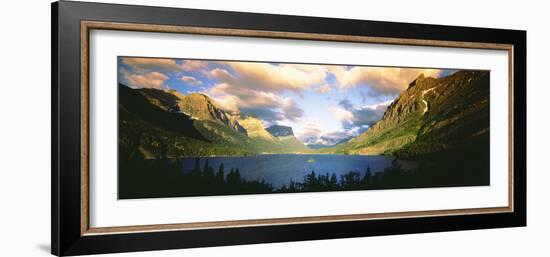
[52, 1, 526, 256]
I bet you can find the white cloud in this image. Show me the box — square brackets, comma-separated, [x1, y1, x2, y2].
[209, 82, 303, 121]
[295, 121, 323, 143]
[296, 123, 361, 146]
[209, 94, 240, 114]
[211, 62, 328, 93]
[328, 106, 354, 123]
[180, 60, 208, 71]
[329, 66, 443, 94]
[362, 99, 393, 110]
[180, 75, 202, 86]
[314, 84, 332, 94]
[125, 71, 168, 89]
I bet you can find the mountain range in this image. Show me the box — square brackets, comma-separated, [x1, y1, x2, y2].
[329, 70, 490, 156]
[118, 70, 489, 159]
[118, 84, 308, 158]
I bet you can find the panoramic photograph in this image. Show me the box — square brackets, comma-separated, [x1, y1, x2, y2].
[117, 56, 490, 199]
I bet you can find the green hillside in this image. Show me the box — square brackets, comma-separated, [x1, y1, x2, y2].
[330, 71, 490, 157]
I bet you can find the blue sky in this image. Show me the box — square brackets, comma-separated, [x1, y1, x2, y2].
[118, 57, 454, 145]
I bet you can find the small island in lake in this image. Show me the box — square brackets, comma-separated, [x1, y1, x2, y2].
[118, 57, 490, 199]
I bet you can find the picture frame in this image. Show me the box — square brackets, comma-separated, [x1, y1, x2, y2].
[51, 1, 526, 256]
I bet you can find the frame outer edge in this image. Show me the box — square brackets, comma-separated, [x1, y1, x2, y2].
[515, 30, 527, 226]
[53, 1, 527, 255]
[522, 31, 527, 226]
[51, 1, 60, 256]
[57, 1, 87, 255]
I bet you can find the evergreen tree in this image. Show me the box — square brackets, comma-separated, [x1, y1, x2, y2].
[363, 166, 372, 184]
[330, 173, 338, 189]
[288, 180, 297, 191]
[234, 168, 241, 183]
[203, 159, 214, 179]
[216, 163, 225, 183]
[227, 168, 235, 185]
[191, 158, 201, 177]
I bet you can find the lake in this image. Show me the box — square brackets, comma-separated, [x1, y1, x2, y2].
[178, 154, 417, 189]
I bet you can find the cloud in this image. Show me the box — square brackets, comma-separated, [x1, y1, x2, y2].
[209, 82, 304, 121]
[121, 57, 180, 72]
[331, 99, 392, 131]
[320, 129, 358, 144]
[239, 108, 281, 123]
[296, 122, 360, 146]
[328, 106, 354, 123]
[181, 60, 208, 71]
[281, 99, 304, 121]
[209, 94, 240, 114]
[211, 62, 327, 93]
[125, 71, 168, 89]
[180, 75, 202, 86]
[350, 104, 388, 127]
[338, 99, 354, 110]
[329, 66, 443, 94]
[349, 100, 392, 127]
[314, 84, 332, 94]
[295, 121, 323, 143]
[210, 83, 279, 108]
[206, 62, 323, 122]
[209, 68, 233, 81]
[359, 91, 369, 104]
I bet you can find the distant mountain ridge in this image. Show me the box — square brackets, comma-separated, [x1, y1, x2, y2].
[307, 136, 352, 149]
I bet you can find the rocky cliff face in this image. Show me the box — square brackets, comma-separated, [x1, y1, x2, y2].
[178, 93, 248, 135]
[266, 125, 294, 137]
[336, 70, 490, 156]
[265, 125, 310, 151]
[137, 89, 248, 135]
[237, 116, 277, 141]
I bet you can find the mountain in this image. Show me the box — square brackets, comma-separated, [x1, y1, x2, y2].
[119, 84, 309, 158]
[307, 144, 332, 150]
[266, 125, 294, 137]
[178, 93, 248, 134]
[265, 125, 309, 152]
[333, 70, 490, 156]
[139, 89, 248, 135]
[118, 85, 204, 140]
[277, 136, 309, 152]
[120, 70, 488, 159]
[307, 136, 352, 149]
[238, 116, 277, 141]
[118, 84, 212, 159]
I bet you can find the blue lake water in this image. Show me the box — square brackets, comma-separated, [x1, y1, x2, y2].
[178, 154, 417, 188]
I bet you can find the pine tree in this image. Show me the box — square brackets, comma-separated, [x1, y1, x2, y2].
[363, 165, 372, 184]
[191, 158, 201, 177]
[203, 159, 214, 179]
[330, 173, 338, 189]
[216, 163, 225, 183]
[234, 168, 241, 183]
